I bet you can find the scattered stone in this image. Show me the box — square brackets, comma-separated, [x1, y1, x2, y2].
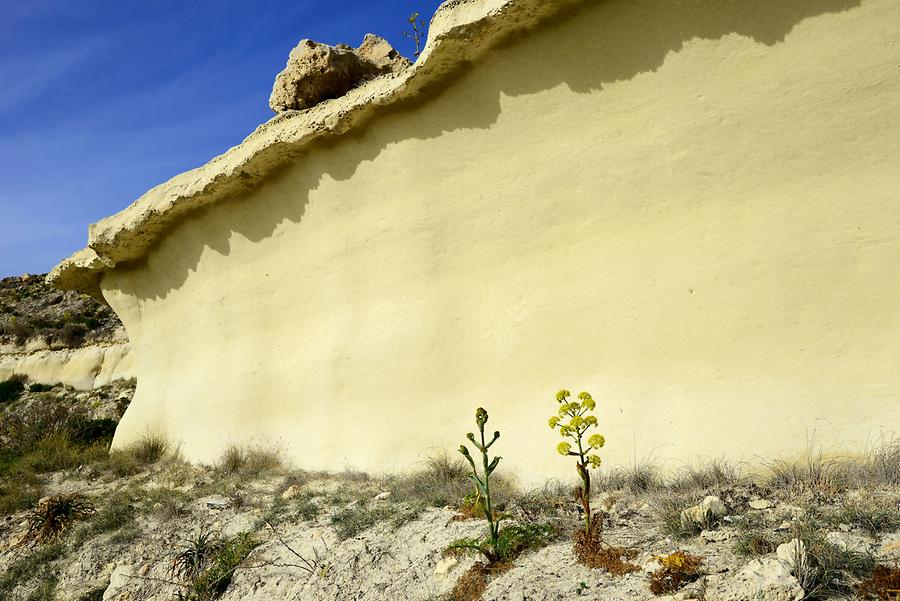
[434, 556, 458, 576]
[707, 558, 804, 601]
[776, 538, 806, 571]
[356, 34, 411, 74]
[700, 528, 735, 544]
[269, 35, 409, 112]
[825, 531, 872, 553]
[749, 499, 773, 510]
[681, 495, 726, 530]
[203, 495, 231, 511]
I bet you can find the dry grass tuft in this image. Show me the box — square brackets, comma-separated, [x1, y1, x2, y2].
[389, 452, 472, 510]
[216, 444, 282, 477]
[573, 520, 639, 575]
[670, 460, 740, 493]
[765, 451, 849, 498]
[123, 434, 170, 465]
[648, 551, 704, 595]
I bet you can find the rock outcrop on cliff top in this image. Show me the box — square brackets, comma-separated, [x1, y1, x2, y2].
[269, 34, 410, 112]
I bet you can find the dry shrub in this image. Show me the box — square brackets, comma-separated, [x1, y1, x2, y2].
[216, 444, 281, 477]
[765, 450, 848, 498]
[390, 452, 473, 510]
[649, 551, 704, 595]
[573, 520, 639, 575]
[451, 562, 511, 601]
[857, 564, 900, 600]
[20, 493, 96, 546]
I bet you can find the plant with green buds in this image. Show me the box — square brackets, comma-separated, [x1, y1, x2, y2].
[457, 407, 502, 562]
[401, 12, 427, 57]
[550, 389, 605, 534]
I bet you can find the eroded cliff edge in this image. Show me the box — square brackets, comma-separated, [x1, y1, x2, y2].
[47, 0, 581, 299]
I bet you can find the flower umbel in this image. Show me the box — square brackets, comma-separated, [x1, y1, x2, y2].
[548, 389, 605, 534]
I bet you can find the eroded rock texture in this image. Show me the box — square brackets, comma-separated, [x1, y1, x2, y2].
[269, 35, 410, 112]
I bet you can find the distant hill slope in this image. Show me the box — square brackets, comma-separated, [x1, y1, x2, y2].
[0, 274, 122, 349]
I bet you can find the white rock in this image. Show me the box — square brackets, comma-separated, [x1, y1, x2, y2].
[103, 564, 135, 600]
[706, 558, 804, 601]
[681, 495, 726, 529]
[373, 491, 392, 501]
[825, 531, 872, 553]
[749, 499, 773, 510]
[203, 495, 231, 510]
[434, 556, 458, 577]
[776, 539, 806, 571]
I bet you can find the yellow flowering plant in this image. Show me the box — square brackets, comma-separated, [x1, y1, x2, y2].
[550, 389, 605, 534]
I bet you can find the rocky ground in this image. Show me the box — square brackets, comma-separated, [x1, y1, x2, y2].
[0, 274, 121, 349]
[0, 378, 898, 601]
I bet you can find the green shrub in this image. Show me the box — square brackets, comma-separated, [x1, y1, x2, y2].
[331, 502, 418, 540]
[0, 543, 65, 596]
[68, 418, 118, 446]
[177, 532, 259, 600]
[0, 481, 43, 516]
[70, 491, 136, 548]
[27, 383, 53, 393]
[0, 375, 26, 403]
[19, 434, 82, 473]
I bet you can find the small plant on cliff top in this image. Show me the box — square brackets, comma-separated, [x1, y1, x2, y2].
[402, 12, 427, 57]
[451, 407, 503, 563]
[549, 389, 605, 534]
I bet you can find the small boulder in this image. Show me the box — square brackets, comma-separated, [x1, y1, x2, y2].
[707, 558, 804, 601]
[749, 499, 774, 510]
[203, 495, 231, 511]
[776, 538, 806, 571]
[681, 496, 726, 530]
[434, 556, 458, 577]
[269, 36, 408, 112]
[825, 531, 872, 554]
[356, 34, 411, 73]
[373, 491, 392, 501]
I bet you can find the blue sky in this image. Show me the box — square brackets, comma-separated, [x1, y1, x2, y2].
[0, 0, 443, 277]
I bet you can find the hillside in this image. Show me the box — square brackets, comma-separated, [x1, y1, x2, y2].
[0, 275, 121, 349]
[0, 275, 133, 391]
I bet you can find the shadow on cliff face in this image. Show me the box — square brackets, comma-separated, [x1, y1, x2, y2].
[105, 0, 863, 305]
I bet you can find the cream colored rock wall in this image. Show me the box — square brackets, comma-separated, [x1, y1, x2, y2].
[0, 342, 134, 390]
[104, 0, 900, 482]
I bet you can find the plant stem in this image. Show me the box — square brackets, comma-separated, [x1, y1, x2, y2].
[480, 425, 499, 550]
[576, 435, 591, 533]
